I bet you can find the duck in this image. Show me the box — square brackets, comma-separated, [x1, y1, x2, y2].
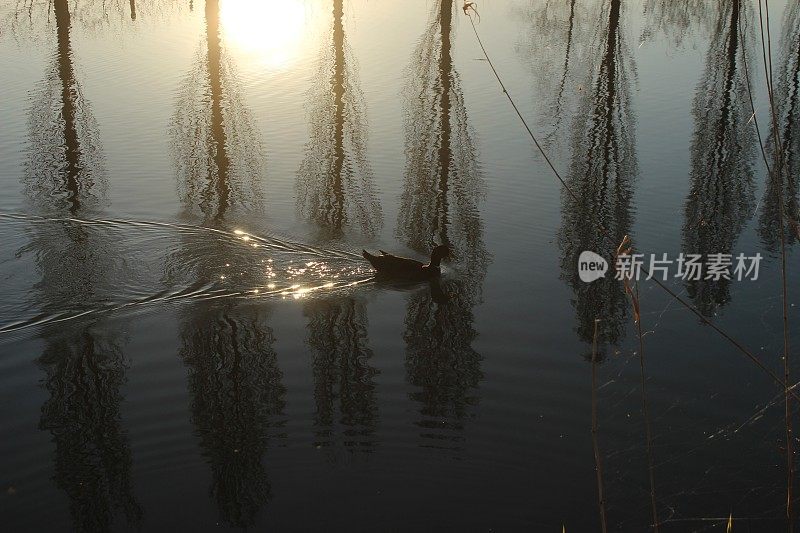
[362, 245, 450, 280]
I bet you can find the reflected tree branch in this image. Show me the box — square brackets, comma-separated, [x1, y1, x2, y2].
[171, 0, 264, 224]
[640, 0, 717, 46]
[25, 222, 140, 532]
[179, 302, 285, 527]
[304, 296, 378, 453]
[404, 278, 482, 449]
[399, 0, 487, 448]
[682, 0, 755, 315]
[18, 7, 141, 526]
[759, 1, 800, 250]
[514, 0, 590, 143]
[39, 318, 141, 532]
[297, 0, 382, 239]
[24, 0, 105, 216]
[559, 0, 636, 350]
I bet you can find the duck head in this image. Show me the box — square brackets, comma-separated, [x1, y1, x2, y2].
[429, 244, 451, 267]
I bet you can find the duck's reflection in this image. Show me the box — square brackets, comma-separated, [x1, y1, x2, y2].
[759, 2, 800, 251]
[400, 0, 487, 448]
[179, 301, 286, 527]
[21, 1, 141, 529]
[296, 0, 382, 239]
[682, 0, 754, 315]
[171, 0, 264, 223]
[559, 0, 635, 353]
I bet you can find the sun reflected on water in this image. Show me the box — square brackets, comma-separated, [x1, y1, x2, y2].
[209, 224, 374, 302]
[220, 0, 307, 70]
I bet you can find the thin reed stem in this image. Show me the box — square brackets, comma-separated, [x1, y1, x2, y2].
[591, 318, 608, 533]
[756, 1, 794, 527]
[635, 283, 659, 532]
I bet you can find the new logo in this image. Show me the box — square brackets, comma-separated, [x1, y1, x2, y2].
[578, 251, 608, 283]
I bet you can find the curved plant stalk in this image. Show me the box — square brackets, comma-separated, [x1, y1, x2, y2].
[617, 236, 659, 531]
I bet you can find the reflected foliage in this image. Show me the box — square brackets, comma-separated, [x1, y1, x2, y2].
[2, 0, 181, 36]
[25, 224, 139, 532]
[759, 2, 800, 251]
[399, 0, 487, 446]
[513, 0, 590, 142]
[683, 0, 755, 315]
[399, 0, 484, 268]
[33, 225, 140, 532]
[640, 0, 717, 46]
[179, 302, 286, 527]
[17, 3, 141, 529]
[298, 0, 381, 452]
[297, 0, 382, 239]
[404, 278, 482, 447]
[559, 0, 635, 349]
[39, 318, 141, 533]
[171, 0, 264, 223]
[171, 4, 283, 523]
[24, 0, 104, 216]
[304, 296, 378, 452]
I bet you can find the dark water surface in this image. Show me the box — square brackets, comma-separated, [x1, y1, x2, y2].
[1, 0, 800, 530]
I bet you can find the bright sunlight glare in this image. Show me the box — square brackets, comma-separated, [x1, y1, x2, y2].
[220, 0, 307, 70]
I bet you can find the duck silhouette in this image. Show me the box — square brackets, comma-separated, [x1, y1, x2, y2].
[362, 245, 450, 280]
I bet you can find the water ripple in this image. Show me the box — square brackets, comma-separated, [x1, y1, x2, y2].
[0, 212, 373, 334]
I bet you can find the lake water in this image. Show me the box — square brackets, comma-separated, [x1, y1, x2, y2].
[1, 0, 800, 530]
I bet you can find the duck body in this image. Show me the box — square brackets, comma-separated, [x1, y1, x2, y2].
[362, 245, 449, 280]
